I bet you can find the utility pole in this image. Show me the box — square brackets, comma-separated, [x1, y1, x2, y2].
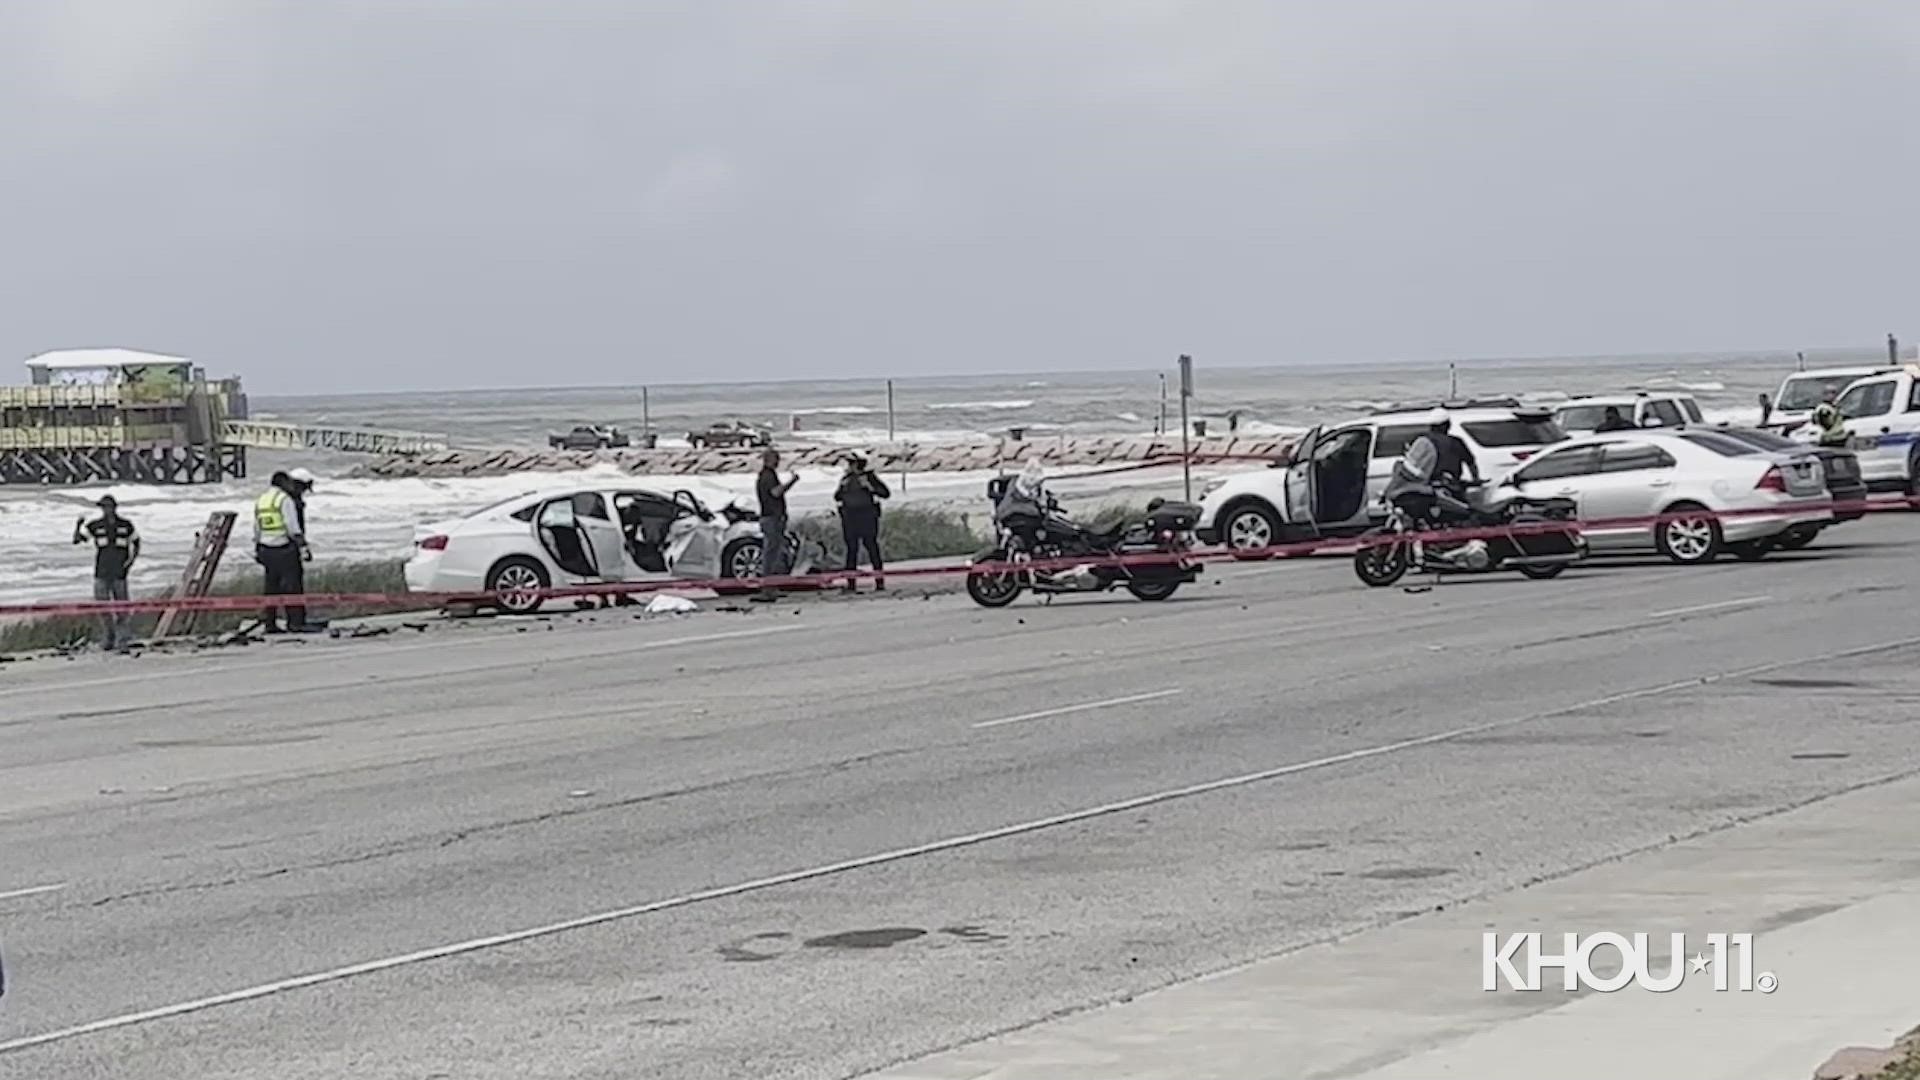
[641, 386, 652, 446]
[887, 379, 903, 493]
[1891, 333, 1901, 365]
[1178, 355, 1194, 502]
[1158, 373, 1168, 435]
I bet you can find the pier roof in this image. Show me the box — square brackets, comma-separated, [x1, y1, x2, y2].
[26, 348, 192, 370]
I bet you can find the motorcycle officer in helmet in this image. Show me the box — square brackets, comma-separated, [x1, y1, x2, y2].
[1381, 408, 1489, 567]
[1383, 409, 1478, 524]
[994, 459, 1052, 550]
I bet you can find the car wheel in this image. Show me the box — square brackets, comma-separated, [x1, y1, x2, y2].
[1776, 525, 1819, 551]
[1727, 539, 1773, 561]
[485, 556, 550, 614]
[721, 537, 763, 580]
[1656, 503, 1721, 565]
[1221, 500, 1283, 560]
[1906, 447, 1920, 510]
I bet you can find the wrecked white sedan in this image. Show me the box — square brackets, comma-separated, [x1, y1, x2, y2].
[405, 485, 795, 613]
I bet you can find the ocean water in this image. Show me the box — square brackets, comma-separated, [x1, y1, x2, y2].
[0, 349, 1881, 606]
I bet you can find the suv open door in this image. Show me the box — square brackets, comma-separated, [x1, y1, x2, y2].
[1282, 426, 1322, 534]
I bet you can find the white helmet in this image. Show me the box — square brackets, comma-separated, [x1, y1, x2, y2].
[288, 467, 317, 487]
[1015, 458, 1046, 495]
[1425, 407, 1451, 426]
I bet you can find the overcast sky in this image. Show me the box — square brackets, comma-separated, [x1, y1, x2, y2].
[2, 1, 1915, 394]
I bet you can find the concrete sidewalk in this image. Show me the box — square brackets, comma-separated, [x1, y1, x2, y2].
[865, 769, 1920, 1080]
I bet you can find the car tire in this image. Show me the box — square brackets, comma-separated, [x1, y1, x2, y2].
[1727, 539, 1773, 561]
[721, 537, 763, 581]
[1777, 524, 1820, 551]
[1220, 499, 1283, 561]
[1906, 447, 1920, 511]
[485, 556, 550, 615]
[1655, 502, 1721, 565]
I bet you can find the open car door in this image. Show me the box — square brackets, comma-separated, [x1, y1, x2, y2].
[663, 490, 724, 579]
[1282, 426, 1322, 533]
[535, 498, 598, 580]
[572, 492, 631, 582]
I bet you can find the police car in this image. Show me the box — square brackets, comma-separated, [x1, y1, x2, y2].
[1759, 365, 1898, 436]
[1822, 365, 1920, 498]
[1195, 399, 1568, 556]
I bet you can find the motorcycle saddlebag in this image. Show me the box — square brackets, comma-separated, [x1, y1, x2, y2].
[1145, 500, 1202, 534]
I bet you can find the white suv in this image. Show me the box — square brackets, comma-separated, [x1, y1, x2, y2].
[1195, 400, 1569, 555]
[1554, 392, 1705, 434]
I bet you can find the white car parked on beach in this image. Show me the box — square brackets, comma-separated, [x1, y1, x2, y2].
[1500, 430, 1832, 563]
[404, 485, 779, 613]
[1195, 400, 1568, 555]
[1553, 392, 1705, 434]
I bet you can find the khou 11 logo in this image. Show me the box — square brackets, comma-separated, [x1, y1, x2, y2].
[1482, 932, 1780, 994]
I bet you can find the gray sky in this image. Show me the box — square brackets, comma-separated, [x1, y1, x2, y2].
[3, 1, 1916, 394]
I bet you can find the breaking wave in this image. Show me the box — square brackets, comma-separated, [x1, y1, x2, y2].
[925, 399, 1034, 411]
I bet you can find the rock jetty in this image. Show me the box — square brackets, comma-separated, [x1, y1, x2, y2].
[350, 434, 1298, 480]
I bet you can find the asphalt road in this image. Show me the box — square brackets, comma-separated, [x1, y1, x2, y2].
[4, 514, 1920, 1079]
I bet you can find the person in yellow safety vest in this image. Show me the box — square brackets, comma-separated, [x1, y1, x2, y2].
[1812, 387, 1850, 448]
[254, 469, 314, 633]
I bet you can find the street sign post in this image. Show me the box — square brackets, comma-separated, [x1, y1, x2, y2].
[1178, 355, 1194, 501]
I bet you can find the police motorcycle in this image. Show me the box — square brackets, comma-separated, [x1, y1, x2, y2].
[965, 468, 1203, 608]
[1351, 476, 1587, 588]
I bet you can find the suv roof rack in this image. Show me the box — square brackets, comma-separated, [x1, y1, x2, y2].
[1367, 396, 1525, 415]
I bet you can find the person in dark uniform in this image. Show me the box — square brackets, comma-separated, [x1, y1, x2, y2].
[834, 454, 891, 592]
[1426, 408, 1481, 487]
[73, 495, 141, 652]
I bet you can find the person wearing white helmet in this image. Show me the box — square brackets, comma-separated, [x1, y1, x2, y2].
[1383, 408, 1480, 524]
[994, 459, 1054, 551]
[254, 467, 315, 632]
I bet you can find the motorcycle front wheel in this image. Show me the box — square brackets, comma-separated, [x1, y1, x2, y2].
[1353, 532, 1411, 587]
[966, 567, 1025, 608]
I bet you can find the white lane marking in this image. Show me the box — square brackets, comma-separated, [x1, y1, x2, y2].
[0, 625, 805, 703]
[8, 633, 1919, 1056]
[1649, 596, 1772, 619]
[0, 883, 67, 902]
[971, 689, 1185, 730]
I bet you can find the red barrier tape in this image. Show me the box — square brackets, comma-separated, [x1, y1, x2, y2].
[3, 495, 1911, 621]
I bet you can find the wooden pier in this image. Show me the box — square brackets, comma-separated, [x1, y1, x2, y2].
[1, 349, 445, 487]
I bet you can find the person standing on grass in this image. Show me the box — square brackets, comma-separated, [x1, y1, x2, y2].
[73, 494, 140, 652]
[254, 469, 312, 632]
[835, 454, 890, 592]
[754, 448, 799, 601]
